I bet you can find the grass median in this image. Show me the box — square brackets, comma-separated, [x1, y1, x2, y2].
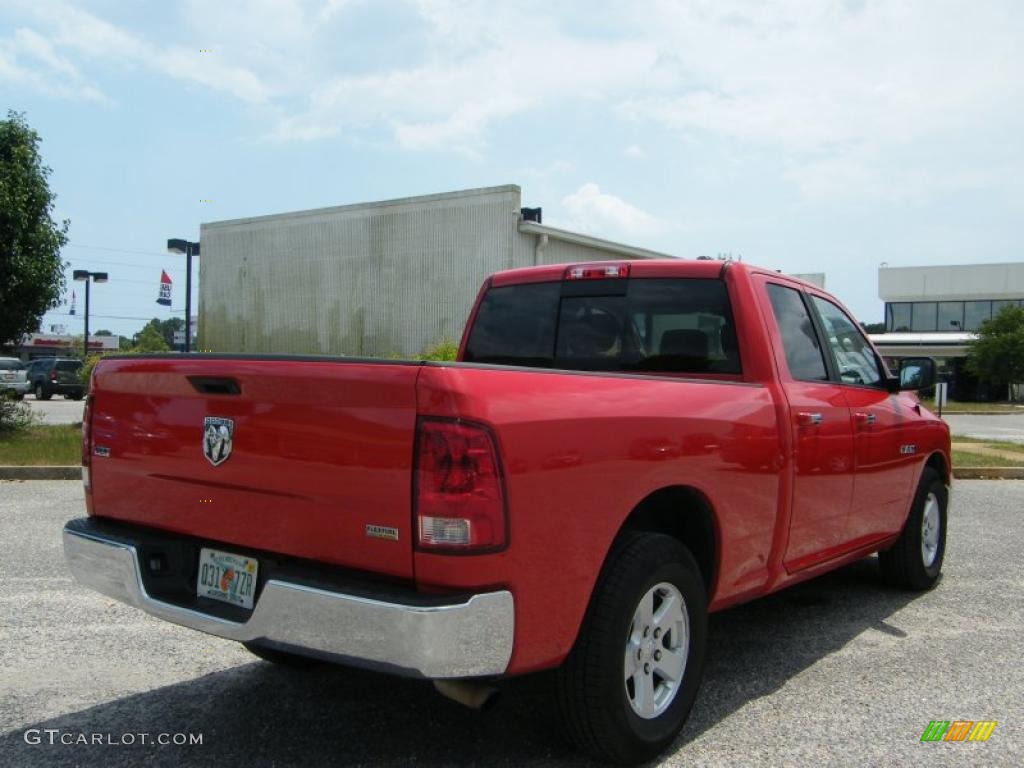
[0, 424, 81, 466]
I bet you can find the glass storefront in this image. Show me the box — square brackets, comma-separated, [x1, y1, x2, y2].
[885, 299, 1023, 332]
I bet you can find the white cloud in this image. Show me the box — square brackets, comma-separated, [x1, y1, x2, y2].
[2, 0, 1022, 208]
[561, 183, 663, 236]
[616, 0, 1024, 200]
[519, 160, 573, 179]
[2, 0, 270, 104]
[0, 26, 105, 101]
[272, 28, 661, 152]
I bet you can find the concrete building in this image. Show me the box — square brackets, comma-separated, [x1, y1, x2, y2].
[870, 262, 1024, 399]
[199, 185, 676, 357]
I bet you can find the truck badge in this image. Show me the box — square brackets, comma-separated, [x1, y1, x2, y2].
[203, 417, 234, 466]
[366, 524, 399, 541]
[899, 444, 917, 455]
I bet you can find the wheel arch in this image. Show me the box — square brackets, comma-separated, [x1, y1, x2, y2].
[615, 485, 720, 600]
[925, 450, 950, 486]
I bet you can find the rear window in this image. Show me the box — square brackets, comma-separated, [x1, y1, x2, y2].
[0, 359, 25, 371]
[464, 278, 741, 374]
[56, 360, 82, 372]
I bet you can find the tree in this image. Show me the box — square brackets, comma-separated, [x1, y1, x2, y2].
[966, 305, 1024, 402]
[0, 111, 69, 348]
[134, 317, 183, 348]
[861, 321, 886, 334]
[132, 323, 171, 353]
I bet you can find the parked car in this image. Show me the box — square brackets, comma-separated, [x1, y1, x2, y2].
[0, 357, 29, 399]
[63, 260, 950, 764]
[27, 357, 84, 400]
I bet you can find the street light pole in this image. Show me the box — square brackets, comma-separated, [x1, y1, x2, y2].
[72, 270, 109, 358]
[167, 238, 200, 352]
[83, 278, 90, 358]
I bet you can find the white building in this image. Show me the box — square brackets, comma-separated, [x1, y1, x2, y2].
[199, 185, 676, 358]
[870, 262, 1024, 399]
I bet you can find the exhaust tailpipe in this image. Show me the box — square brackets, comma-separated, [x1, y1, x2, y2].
[433, 679, 501, 711]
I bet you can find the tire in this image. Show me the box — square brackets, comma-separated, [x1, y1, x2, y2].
[557, 532, 708, 765]
[34, 383, 51, 401]
[878, 467, 947, 590]
[69, 392, 84, 401]
[243, 641, 321, 667]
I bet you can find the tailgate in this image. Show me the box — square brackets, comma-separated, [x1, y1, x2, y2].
[88, 356, 422, 579]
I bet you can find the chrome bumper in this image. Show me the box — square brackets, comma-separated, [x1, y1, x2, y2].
[63, 523, 514, 679]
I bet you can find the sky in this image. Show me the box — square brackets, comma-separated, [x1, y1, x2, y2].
[2, 0, 1022, 339]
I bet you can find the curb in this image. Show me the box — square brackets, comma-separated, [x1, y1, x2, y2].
[0, 466, 82, 480]
[943, 411, 1024, 416]
[952, 466, 1024, 479]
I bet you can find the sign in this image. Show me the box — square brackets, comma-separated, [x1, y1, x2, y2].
[936, 381, 948, 408]
[23, 334, 119, 351]
[157, 271, 172, 306]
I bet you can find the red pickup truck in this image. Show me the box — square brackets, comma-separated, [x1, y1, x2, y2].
[64, 259, 950, 764]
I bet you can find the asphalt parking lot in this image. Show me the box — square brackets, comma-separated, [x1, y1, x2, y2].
[944, 413, 1024, 444]
[0, 481, 1021, 767]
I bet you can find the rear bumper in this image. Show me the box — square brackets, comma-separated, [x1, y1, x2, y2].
[63, 519, 514, 679]
[1, 381, 28, 394]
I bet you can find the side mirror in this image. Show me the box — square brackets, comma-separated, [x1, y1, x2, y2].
[898, 357, 936, 391]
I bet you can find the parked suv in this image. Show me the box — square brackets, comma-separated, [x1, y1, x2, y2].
[27, 357, 84, 400]
[0, 358, 29, 399]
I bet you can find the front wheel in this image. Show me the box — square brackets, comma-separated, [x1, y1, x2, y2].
[557, 532, 707, 765]
[878, 467, 948, 590]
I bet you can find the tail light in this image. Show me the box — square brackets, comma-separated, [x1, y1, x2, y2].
[414, 418, 507, 552]
[81, 393, 93, 505]
[564, 262, 630, 280]
[49, 370, 58, 381]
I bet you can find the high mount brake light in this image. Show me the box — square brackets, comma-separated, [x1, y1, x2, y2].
[564, 263, 631, 280]
[414, 419, 506, 552]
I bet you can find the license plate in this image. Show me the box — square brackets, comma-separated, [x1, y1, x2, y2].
[2, 374, 12, 380]
[197, 548, 258, 609]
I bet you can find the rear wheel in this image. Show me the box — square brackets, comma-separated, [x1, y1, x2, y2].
[69, 392, 84, 401]
[879, 467, 947, 590]
[34, 383, 51, 401]
[557, 532, 707, 765]
[243, 641, 321, 667]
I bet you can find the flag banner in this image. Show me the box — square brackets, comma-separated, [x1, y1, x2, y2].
[157, 270, 172, 306]
[69, 290, 76, 316]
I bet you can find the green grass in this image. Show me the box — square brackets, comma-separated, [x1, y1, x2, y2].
[0, 425, 81, 465]
[951, 449, 1024, 468]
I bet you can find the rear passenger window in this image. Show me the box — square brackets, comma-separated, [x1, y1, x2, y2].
[766, 284, 828, 381]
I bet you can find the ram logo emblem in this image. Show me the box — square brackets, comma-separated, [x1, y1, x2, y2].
[203, 417, 234, 466]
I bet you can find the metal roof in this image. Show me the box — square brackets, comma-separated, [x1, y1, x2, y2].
[518, 220, 678, 261]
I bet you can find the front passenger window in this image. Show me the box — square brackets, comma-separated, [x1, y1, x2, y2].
[810, 296, 883, 387]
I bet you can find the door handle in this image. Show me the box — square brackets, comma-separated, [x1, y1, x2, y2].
[797, 412, 823, 426]
[854, 412, 876, 426]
